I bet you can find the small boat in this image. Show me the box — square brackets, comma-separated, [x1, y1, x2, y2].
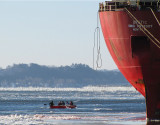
[50, 105, 76, 109]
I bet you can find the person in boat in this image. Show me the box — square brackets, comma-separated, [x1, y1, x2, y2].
[62, 101, 65, 105]
[58, 101, 64, 106]
[58, 101, 61, 106]
[49, 101, 54, 106]
[70, 101, 73, 105]
[66, 101, 69, 105]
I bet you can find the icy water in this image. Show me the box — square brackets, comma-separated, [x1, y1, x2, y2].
[0, 86, 147, 125]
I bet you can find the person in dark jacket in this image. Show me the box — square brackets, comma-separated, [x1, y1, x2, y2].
[62, 101, 65, 105]
[70, 101, 73, 105]
[49, 101, 54, 106]
[58, 101, 62, 106]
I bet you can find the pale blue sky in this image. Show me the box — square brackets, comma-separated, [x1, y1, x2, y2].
[0, 0, 117, 70]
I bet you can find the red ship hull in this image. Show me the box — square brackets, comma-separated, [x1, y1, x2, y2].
[50, 105, 76, 109]
[99, 3, 160, 121]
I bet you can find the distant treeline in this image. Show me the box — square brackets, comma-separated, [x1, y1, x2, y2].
[0, 63, 129, 87]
